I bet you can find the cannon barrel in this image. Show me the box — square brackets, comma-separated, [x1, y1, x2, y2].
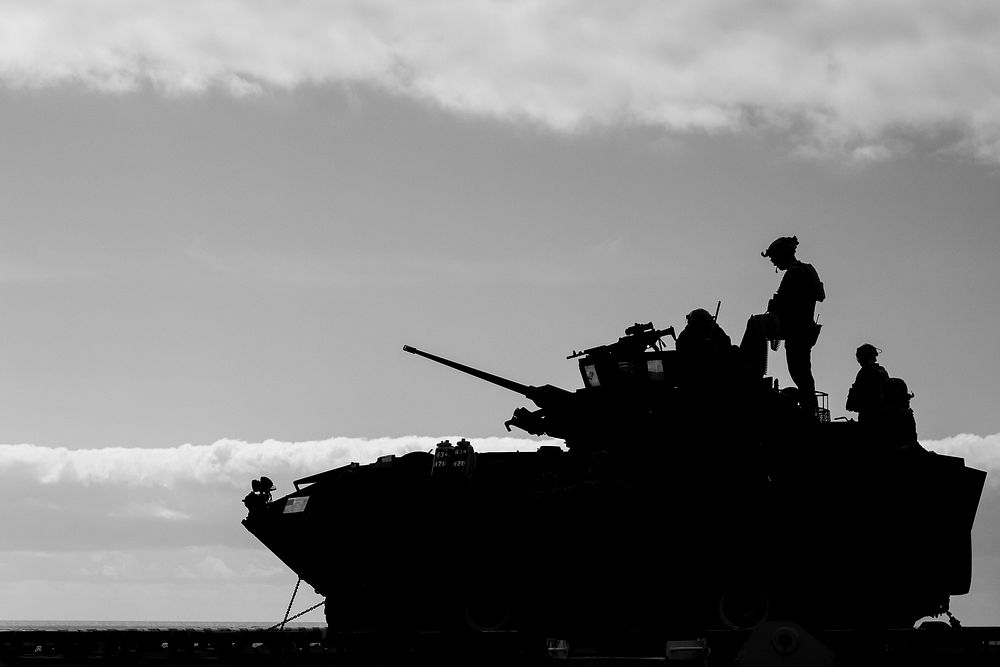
[403, 345, 571, 407]
[403, 345, 534, 395]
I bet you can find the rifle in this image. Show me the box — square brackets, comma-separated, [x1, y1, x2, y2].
[567, 322, 675, 360]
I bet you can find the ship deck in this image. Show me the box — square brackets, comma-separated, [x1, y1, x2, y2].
[2, 624, 1000, 665]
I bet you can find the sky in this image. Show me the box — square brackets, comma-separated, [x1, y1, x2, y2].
[0, 0, 998, 626]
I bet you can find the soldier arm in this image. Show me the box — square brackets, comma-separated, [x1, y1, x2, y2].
[846, 385, 858, 412]
[846, 369, 864, 411]
[812, 265, 826, 302]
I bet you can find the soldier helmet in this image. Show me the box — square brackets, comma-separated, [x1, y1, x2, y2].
[856, 343, 880, 360]
[686, 308, 713, 324]
[761, 236, 799, 258]
[882, 377, 914, 402]
[251, 476, 275, 493]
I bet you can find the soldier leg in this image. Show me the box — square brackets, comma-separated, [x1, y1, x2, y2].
[785, 340, 818, 415]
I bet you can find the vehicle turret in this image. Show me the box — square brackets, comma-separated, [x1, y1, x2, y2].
[404, 323, 682, 447]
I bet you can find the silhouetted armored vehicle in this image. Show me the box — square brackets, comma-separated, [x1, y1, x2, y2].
[242, 322, 986, 640]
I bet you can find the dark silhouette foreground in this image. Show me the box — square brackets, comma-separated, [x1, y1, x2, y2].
[244, 317, 984, 639]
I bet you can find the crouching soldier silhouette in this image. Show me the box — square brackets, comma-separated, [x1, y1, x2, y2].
[740, 236, 826, 415]
[846, 343, 889, 423]
[677, 308, 730, 354]
[870, 378, 926, 455]
[677, 308, 736, 397]
[678, 308, 733, 364]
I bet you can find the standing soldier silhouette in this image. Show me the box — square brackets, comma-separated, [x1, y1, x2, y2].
[846, 343, 889, 423]
[761, 236, 825, 416]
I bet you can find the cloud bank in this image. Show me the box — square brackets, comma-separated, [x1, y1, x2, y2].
[1, 432, 992, 492]
[2, 1, 1000, 161]
[0, 433, 991, 552]
[0, 435, 555, 490]
[923, 433, 1000, 486]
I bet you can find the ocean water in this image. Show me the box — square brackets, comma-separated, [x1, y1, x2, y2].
[0, 620, 323, 632]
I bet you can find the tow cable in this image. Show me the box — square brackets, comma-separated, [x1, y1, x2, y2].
[265, 577, 325, 631]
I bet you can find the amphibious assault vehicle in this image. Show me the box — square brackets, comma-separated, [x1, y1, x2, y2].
[242, 321, 986, 639]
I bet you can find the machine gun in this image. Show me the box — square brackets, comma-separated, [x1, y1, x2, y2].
[567, 322, 675, 360]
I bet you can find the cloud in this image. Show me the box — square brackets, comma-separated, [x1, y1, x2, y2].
[2, 1, 999, 162]
[0, 432, 991, 550]
[108, 503, 192, 521]
[1, 430, 987, 494]
[0, 436, 558, 552]
[0, 435, 556, 490]
[850, 144, 894, 163]
[922, 432, 1000, 486]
